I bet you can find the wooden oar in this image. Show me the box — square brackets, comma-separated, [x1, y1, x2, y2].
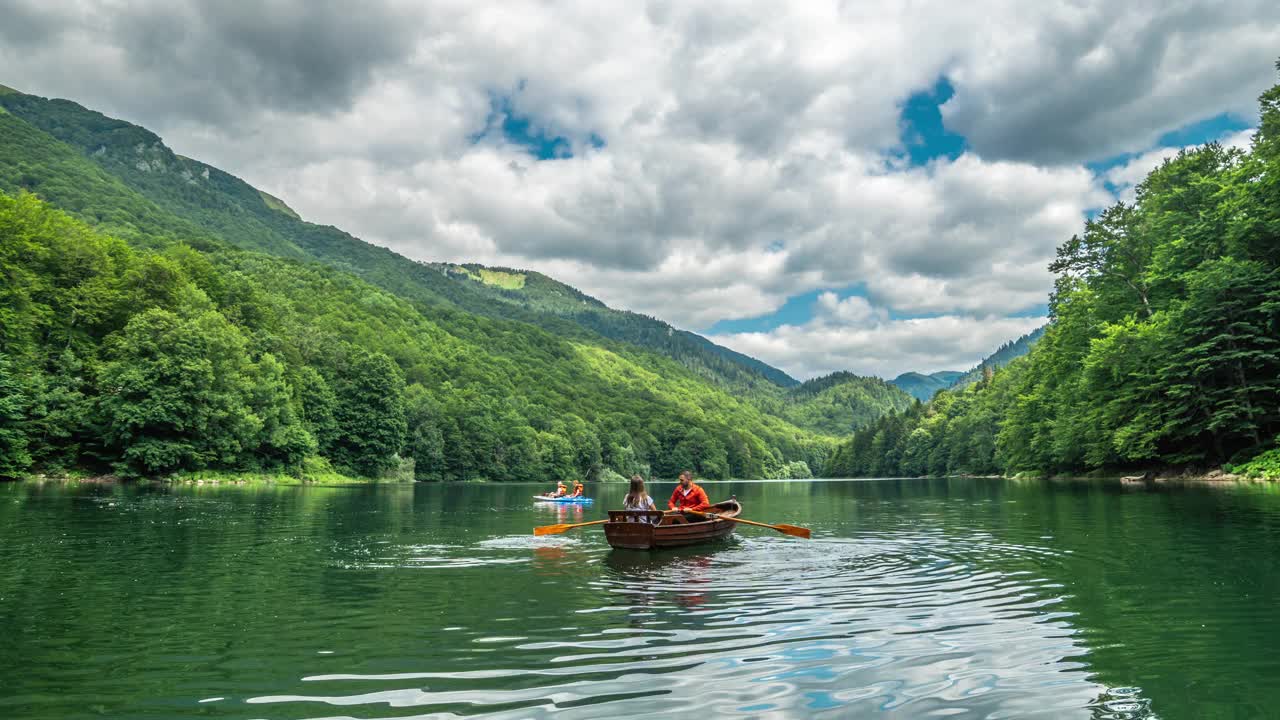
[534, 519, 610, 536]
[685, 510, 811, 539]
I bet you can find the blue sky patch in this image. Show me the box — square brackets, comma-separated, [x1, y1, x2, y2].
[1088, 111, 1251, 188]
[471, 85, 604, 160]
[897, 76, 967, 166]
[708, 289, 827, 333]
[708, 285, 871, 334]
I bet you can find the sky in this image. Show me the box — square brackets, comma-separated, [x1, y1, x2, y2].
[1, 1, 1277, 380]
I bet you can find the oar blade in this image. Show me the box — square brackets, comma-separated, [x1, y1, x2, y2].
[775, 524, 811, 539]
[534, 524, 568, 536]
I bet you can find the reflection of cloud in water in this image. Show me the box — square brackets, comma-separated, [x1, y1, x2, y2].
[254, 530, 1156, 718]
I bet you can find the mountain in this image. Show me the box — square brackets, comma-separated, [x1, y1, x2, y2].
[0, 85, 917, 483]
[0, 91, 797, 393]
[425, 261, 799, 389]
[775, 373, 916, 436]
[889, 327, 1046, 401]
[950, 326, 1046, 390]
[890, 371, 965, 401]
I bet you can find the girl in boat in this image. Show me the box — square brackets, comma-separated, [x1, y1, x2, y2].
[623, 475, 659, 523]
[570, 480, 585, 497]
[553, 481, 568, 497]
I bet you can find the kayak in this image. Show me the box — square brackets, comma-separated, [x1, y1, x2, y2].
[533, 494, 594, 504]
[603, 498, 741, 550]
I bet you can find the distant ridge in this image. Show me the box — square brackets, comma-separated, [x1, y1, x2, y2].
[889, 326, 1046, 401]
[950, 326, 1046, 391]
[890, 370, 965, 401]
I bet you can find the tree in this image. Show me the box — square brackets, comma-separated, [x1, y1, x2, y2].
[1159, 259, 1280, 461]
[245, 353, 315, 470]
[98, 304, 258, 475]
[330, 348, 407, 477]
[404, 383, 447, 481]
[0, 353, 31, 479]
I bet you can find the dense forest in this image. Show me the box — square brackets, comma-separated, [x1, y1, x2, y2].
[0, 87, 917, 482]
[0, 90, 799, 394]
[0, 191, 831, 482]
[826, 66, 1280, 481]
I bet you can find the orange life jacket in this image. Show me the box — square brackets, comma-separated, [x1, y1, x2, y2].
[668, 482, 710, 512]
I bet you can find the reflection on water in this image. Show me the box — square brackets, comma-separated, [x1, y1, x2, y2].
[3, 478, 1280, 718]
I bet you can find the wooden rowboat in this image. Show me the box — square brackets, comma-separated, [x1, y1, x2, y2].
[603, 499, 741, 550]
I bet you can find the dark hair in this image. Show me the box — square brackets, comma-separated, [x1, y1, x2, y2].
[625, 475, 648, 505]
[679, 470, 692, 480]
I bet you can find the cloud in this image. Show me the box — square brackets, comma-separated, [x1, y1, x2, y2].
[0, 0, 1273, 378]
[709, 298, 1047, 379]
[941, 1, 1280, 164]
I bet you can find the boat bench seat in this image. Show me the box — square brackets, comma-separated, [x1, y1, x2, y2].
[608, 510, 665, 525]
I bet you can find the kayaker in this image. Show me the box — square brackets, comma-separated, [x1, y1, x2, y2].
[570, 480, 585, 498]
[553, 481, 568, 497]
[668, 470, 710, 513]
[623, 475, 658, 523]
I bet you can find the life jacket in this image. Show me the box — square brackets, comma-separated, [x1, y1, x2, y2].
[668, 482, 710, 512]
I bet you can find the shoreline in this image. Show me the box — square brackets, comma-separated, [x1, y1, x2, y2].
[11, 470, 398, 487]
[8, 467, 1273, 487]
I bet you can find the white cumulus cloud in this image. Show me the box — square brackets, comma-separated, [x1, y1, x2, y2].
[1, 0, 1275, 378]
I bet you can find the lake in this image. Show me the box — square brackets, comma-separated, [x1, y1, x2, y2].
[2, 478, 1278, 719]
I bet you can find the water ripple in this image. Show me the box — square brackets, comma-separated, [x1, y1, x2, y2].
[244, 532, 1154, 718]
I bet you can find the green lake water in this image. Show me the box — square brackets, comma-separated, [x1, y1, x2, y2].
[2, 478, 1279, 719]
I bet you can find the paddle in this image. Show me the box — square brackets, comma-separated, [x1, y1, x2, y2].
[533, 519, 610, 536]
[684, 510, 811, 539]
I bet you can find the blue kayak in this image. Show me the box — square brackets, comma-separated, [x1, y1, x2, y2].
[533, 494, 594, 504]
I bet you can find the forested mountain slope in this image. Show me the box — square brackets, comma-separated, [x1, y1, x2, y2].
[771, 373, 916, 436]
[890, 371, 965, 401]
[0, 92, 847, 482]
[0, 91, 797, 392]
[948, 327, 1046, 391]
[826, 66, 1280, 480]
[0, 192, 828, 482]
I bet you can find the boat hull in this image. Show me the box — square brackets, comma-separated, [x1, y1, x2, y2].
[603, 500, 740, 550]
[533, 495, 594, 504]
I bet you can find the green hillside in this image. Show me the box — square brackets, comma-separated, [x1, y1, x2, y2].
[429, 261, 800, 389]
[774, 373, 917, 436]
[0, 89, 859, 482]
[0, 91, 798, 392]
[0, 191, 829, 481]
[891, 371, 964, 401]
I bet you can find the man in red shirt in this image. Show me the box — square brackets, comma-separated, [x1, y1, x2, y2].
[667, 470, 711, 513]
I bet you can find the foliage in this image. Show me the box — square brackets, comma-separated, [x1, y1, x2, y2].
[0, 89, 884, 481]
[0, 91, 807, 396]
[0, 352, 31, 478]
[828, 61, 1280, 478]
[772, 372, 916, 436]
[0, 190, 831, 481]
[1229, 446, 1280, 480]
